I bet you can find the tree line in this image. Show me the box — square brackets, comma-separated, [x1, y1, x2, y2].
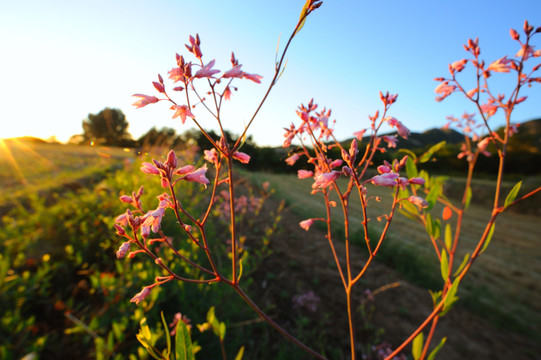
[70, 108, 541, 175]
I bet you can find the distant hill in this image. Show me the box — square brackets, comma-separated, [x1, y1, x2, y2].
[3, 136, 48, 144]
[348, 118, 541, 152]
[506, 118, 541, 154]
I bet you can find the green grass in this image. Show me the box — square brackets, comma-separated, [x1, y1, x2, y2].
[0, 140, 133, 205]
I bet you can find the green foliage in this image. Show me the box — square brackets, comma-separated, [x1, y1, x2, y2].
[412, 332, 423, 360]
[82, 108, 133, 146]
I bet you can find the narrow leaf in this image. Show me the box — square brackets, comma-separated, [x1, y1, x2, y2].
[398, 148, 417, 161]
[504, 181, 522, 208]
[464, 187, 472, 210]
[419, 141, 446, 163]
[441, 280, 460, 317]
[405, 155, 418, 179]
[425, 213, 433, 237]
[175, 320, 194, 360]
[426, 182, 441, 211]
[480, 223, 496, 254]
[295, 0, 310, 35]
[453, 253, 470, 277]
[429, 290, 442, 307]
[412, 332, 424, 360]
[219, 322, 226, 341]
[161, 312, 171, 358]
[427, 337, 447, 360]
[234, 346, 245, 360]
[444, 223, 452, 250]
[440, 250, 449, 282]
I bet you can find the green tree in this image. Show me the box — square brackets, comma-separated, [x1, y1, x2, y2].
[82, 108, 132, 146]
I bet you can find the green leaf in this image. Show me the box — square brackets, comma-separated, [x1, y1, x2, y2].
[399, 208, 419, 221]
[425, 213, 433, 237]
[480, 223, 496, 254]
[453, 253, 470, 278]
[444, 223, 452, 250]
[429, 290, 442, 307]
[140, 318, 152, 342]
[95, 337, 105, 360]
[427, 337, 447, 360]
[175, 320, 194, 360]
[161, 312, 171, 358]
[440, 280, 460, 317]
[464, 187, 472, 210]
[504, 181, 522, 208]
[433, 218, 441, 240]
[440, 250, 449, 282]
[419, 141, 446, 163]
[136, 318, 161, 360]
[398, 148, 418, 161]
[234, 346, 245, 360]
[412, 332, 424, 360]
[219, 322, 226, 341]
[425, 182, 442, 211]
[405, 155, 418, 179]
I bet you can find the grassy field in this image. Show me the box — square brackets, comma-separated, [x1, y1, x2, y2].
[245, 171, 541, 339]
[0, 139, 133, 205]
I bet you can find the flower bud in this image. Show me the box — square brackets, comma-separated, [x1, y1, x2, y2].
[510, 28, 520, 40]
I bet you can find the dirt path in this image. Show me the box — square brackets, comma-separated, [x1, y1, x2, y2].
[245, 196, 540, 359]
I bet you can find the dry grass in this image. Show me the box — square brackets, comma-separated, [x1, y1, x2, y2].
[246, 171, 541, 338]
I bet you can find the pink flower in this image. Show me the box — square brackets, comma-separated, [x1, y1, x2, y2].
[171, 105, 195, 124]
[286, 153, 300, 166]
[204, 148, 219, 164]
[132, 94, 159, 108]
[114, 224, 126, 236]
[377, 165, 392, 174]
[223, 65, 244, 79]
[166, 150, 178, 169]
[242, 72, 263, 83]
[408, 177, 425, 185]
[353, 129, 367, 141]
[223, 86, 232, 101]
[183, 165, 210, 185]
[194, 59, 220, 79]
[233, 151, 250, 164]
[329, 159, 343, 169]
[449, 59, 468, 73]
[379, 91, 398, 107]
[143, 207, 165, 233]
[480, 102, 498, 117]
[408, 196, 429, 208]
[313, 171, 341, 188]
[299, 219, 315, 231]
[487, 56, 512, 73]
[477, 137, 491, 152]
[116, 242, 131, 259]
[298, 170, 314, 179]
[395, 121, 410, 139]
[168, 67, 185, 82]
[115, 213, 129, 226]
[130, 286, 152, 305]
[174, 164, 195, 175]
[370, 172, 399, 187]
[119, 195, 133, 203]
[434, 82, 457, 102]
[141, 162, 160, 175]
[382, 135, 397, 148]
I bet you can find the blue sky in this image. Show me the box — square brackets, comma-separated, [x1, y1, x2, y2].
[1, 0, 540, 146]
